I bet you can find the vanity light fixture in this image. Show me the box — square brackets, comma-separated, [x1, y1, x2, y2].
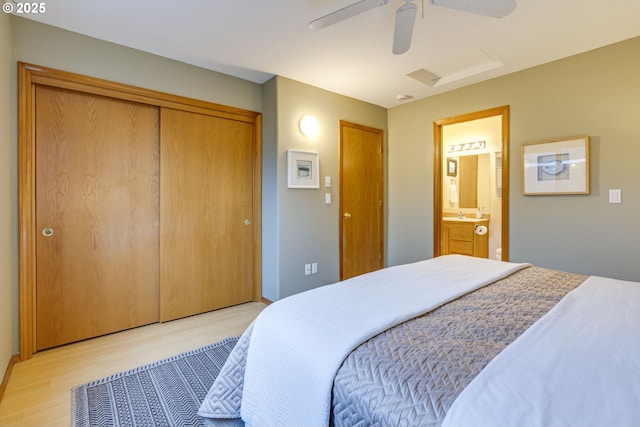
[299, 114, 320, 138]
[448, 140, 486, 152]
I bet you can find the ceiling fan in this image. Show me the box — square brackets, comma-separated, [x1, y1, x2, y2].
[309, 0, 516, 55]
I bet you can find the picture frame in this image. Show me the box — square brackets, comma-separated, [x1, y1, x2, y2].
[446, 158, 457, 177]
[287, 149, 320, 189]
[521, 136, 590, 195]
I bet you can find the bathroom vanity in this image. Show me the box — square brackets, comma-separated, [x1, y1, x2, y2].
[441, 217, 489, 258]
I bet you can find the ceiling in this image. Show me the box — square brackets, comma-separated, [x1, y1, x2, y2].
[15, 0, 640, 108]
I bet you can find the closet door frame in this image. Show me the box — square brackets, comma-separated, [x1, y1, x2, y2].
[18, 63, 262, 360]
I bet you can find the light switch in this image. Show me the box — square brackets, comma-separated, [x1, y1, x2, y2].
[325, 193, 331, 204]
[325, 176, 331, 188]
[609, 189, 621, 204]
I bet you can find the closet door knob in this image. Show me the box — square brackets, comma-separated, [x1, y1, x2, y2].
[343, 212, 352, 219]
[244, 219, 252, 225]
[42, 228, 54, 237]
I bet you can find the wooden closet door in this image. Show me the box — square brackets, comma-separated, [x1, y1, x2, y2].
[35, 86, 160, 350]
[160, 108, 254, 321]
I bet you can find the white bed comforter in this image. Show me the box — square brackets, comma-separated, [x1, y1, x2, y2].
[200, 255, 530, 427]
[442, 275, 640, 427]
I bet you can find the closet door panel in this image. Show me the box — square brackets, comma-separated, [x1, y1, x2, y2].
[160, 108, 254, 321]
[35, 86, 160, 350]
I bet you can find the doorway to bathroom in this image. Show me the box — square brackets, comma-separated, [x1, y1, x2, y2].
[433, 106, 510, 261]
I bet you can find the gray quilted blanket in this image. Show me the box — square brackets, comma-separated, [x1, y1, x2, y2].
[330, 266, 586, 427]
[201, 266, 586, 427]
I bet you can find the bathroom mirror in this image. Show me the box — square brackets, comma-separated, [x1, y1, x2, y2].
[444, 154, 491, 209]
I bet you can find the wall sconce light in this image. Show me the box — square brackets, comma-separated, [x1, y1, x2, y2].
[299, 114, 319, 138]
[447, 140, 486, 152]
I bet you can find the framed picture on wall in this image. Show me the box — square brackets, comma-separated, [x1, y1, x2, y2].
[446, 158, 457, 177]
[287, 149, 320, 188]
[521, 136, 590, 195]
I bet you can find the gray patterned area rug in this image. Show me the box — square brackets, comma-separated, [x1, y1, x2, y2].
[72, 336, 239, 427]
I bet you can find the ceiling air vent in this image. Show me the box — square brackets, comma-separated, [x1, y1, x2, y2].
[406, 68, 442, 87]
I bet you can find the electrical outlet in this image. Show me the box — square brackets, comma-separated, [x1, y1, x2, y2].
[304, 264, 311, 276]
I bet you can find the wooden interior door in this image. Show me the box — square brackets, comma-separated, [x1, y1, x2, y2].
[35, 86, 160, 350]
[340, 121, 384, 280]
[160, 108, 255, 321]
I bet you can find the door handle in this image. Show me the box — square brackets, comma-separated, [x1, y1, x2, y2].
[42, 228, 54, 237]
[244, 219, 252, 225]
[343, 213, 351, 219]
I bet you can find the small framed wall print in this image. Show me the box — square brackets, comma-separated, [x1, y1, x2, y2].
[521, 136, 590, 195]
[287, 150, 320, 189]
[446, 158, 457, 177]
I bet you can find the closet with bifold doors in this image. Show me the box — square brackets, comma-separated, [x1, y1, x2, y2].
[20, 63, 261, 355]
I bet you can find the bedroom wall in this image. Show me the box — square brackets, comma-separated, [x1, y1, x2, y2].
[6, 17, 639, 363]
[11, 17, 262, 112]
[268, 76, 388, 299]
[5, 17, 386, 353]
[1, 12, 14, 376]
[388, 36, 640, 282]
[6, 17, 263, 354]
[261, 77, 279, 301]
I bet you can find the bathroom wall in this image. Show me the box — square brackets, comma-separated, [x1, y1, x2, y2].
[442, 116, 502, 259]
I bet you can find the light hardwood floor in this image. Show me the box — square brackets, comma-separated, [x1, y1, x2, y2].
[0, 302, 265, 427]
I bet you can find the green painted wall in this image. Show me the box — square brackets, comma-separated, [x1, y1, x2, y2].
[4, 17, 263, 357]
[3, 15, 639, 372]
[0, 11, 14, 375]
[11, 17, 262, 112]
[268, 76, 388, 299]
[387, 36, 640, 281]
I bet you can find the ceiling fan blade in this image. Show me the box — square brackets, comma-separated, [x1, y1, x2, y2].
[429, 0, 516, 18]
[309, 0, 389, 30]
[392, 2, 417, 55]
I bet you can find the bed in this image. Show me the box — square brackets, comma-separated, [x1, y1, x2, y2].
[198, 255, 640, 427]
